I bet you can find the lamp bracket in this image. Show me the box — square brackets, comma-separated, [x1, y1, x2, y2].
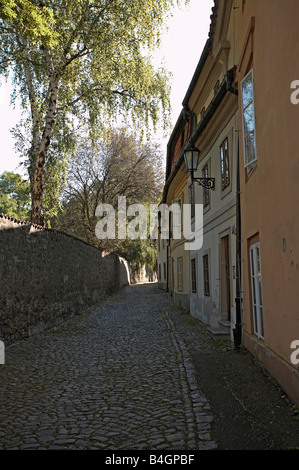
[192, 176, 215, 190]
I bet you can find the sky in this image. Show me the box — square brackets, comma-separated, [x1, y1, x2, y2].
[0, 0, 214, 176]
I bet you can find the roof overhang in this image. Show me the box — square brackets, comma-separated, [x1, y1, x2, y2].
[162, 67, 237, 203]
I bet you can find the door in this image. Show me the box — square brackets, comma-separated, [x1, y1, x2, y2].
[221, 235, 231, 321]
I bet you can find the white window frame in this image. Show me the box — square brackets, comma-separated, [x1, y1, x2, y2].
[241, 69, 258, 168]
[250, 242, 264, 340]
[220, 137, 230, 190]
[172, 197, 183, 231]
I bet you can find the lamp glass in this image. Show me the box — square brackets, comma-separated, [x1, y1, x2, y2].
[184, 144, 200, 172]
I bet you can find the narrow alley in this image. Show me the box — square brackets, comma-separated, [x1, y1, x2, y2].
[0, 283, 216, 451]
[0, 283, 298, 451]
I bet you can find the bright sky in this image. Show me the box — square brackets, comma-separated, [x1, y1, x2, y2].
[0, 0, 214, 176]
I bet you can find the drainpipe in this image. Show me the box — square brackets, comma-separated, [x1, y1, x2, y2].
[226, 67, 241, 348]
[233, 138, 243, 349]
[166, 244, 169, 292]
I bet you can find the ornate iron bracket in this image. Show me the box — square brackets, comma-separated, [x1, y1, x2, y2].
[191, 175, 215, 190]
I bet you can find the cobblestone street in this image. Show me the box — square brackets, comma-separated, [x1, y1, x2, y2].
[0, 283, 217, 451]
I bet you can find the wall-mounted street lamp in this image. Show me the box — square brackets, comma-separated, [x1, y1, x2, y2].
[184, 139, 215, 190]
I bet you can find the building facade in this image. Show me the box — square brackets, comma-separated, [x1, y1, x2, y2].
[160, 0, 240, 340]
[158, 0, 299, 404]
[236, 0, 299, 403]
[160, 111, 193, 310]
[183, 2, 239, 339]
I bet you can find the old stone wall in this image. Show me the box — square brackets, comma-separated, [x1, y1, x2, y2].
[0, 214, 130, 345]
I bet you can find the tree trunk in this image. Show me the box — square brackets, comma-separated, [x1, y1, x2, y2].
[31, 75, 59, 226]
[23, 57, 41, 200]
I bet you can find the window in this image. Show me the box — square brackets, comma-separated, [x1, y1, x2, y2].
[202, 164, 210, 207]
[173, 197, 183, 231]
[177, 257, 183, 291]
[163, 262, 166, 280]
[220, 138, 230, 189]
[188, 183, 195, 219]
[203, 255, 210, 296]
[250, 242, 264, 339]
[191, 258, 197, 293]
[241, 69, 257, 168]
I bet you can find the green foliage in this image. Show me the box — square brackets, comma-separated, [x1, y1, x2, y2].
[0, 0, 58, 47]
[51, 128, 162, 269]
[0, 0, 187, 224]
[0, 171, 31, 220]
[115, 238, 157, 273]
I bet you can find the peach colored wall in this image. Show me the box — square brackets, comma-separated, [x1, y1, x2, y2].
[238, 0, 299, 374]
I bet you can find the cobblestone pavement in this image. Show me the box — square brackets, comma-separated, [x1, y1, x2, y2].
[0, 283, 217, 450]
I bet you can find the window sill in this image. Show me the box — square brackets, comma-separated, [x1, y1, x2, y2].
[245, 161, 258, 182]
[220, 183, 232, 199]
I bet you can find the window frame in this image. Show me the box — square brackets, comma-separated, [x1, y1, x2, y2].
[172, 197, 183, 232]
[191, 258, 197, 293]
[203, 254, 210, 296]
[220, 137, 230, 190]
[202, 164, 210, 208]
[188, 182, 195, 219]
[249, 242, 264, 340]
[177, 257, 183, 291]
[241, 68, 258, 169]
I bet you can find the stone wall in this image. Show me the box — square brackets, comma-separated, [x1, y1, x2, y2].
[0, 214, 130, 345]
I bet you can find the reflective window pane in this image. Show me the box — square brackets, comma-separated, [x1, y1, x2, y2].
[242, 72, 253, 109]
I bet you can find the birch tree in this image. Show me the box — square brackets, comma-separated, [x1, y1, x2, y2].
[0, 0, 186, 226]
